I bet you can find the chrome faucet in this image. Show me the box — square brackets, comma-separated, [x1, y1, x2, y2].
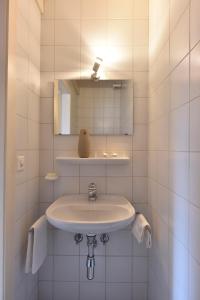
[88, 183, 97, 201]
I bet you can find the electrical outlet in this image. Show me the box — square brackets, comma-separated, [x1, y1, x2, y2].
[17, 155, 25, 172]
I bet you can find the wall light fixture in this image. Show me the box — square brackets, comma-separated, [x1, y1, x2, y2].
[91, 57, 103, 81]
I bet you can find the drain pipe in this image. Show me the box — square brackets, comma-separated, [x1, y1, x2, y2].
[86, 235, 97, 280]
[74, 233, 109, 280]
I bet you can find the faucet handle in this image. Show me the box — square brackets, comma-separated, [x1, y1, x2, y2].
[88, 182, 96, 190]
[88, 183, 97, 201]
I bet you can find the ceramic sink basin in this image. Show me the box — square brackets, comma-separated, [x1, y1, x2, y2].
[46, 194, 135, 234]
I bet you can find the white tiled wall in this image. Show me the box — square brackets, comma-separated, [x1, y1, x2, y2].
[39, 0, 149, 299]
[15, 1, 41, 299]
[148, 0, 200, 300]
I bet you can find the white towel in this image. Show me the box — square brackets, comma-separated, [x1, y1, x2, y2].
[25, 215, 47, 274]
[132, 213, 152, 248]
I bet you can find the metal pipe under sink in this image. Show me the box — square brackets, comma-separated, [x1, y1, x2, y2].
[74, 233, 109, 280]
[86, 235, 97, 280]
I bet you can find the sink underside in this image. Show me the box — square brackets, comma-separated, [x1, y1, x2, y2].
[46, 194, 135, 234]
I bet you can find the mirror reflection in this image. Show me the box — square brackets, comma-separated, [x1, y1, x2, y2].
[54, 79, 133, 135]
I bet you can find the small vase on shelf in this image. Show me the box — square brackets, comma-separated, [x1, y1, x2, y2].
[78, 129, 90, 158]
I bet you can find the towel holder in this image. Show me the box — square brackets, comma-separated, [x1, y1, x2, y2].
[133, 212, 151, 233]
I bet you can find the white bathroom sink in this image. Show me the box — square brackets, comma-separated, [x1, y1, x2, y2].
[46, 194, 135, 234]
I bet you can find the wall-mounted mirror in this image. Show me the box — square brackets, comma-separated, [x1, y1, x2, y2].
[54, 79, 133, 135]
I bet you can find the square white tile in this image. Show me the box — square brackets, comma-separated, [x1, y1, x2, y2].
[40, 98, 53, 124]
[189, 255, 200, 300]
[54, 282, 79, 300]
[106, 230, 133, 256]
[170, 8, 189, 68]
[53, 230, 79, 255]
[41, 46, 54, 72]
[41, 20, 54, 45]
[108, 0, 133, 19]
[54, 256, 79, 281]
[55, 46, 80, 72]
[190, 152, 200, 208]
[133, 20, 149, 47]
[55, 0, 80, 19]
[190, 98, 200, 151]
[81, 20, 107, 46]
[132, 257, 148, 282]
[106, 283, 132, 300]
[106, 256, 132, 283]
[107, 177, 132, 201]
[168, 192, 189, 247]
[81, 0, 107, 19]
[133, 283, 147, 300]
[38, 281, 53, 300]
[169, 103, 189, 151]
[132, 177, 147, 203]
[169, 151, 189, 199]
[108, 20, 133, 46]
[55, 20, 80, 46]
[80, 282, 105, 300]
[168, 233, 189, 300]
[39, 256, 53, 280]
[54, 177, 80, 198]
[190, 0, 200, 48]
[170, 56, 189, 110]
[189, 204, 200, 263]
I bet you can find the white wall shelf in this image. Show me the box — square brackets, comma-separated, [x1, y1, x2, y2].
[55, 157, 130, 165]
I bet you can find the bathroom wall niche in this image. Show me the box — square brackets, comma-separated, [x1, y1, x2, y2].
[54, 79, 133, 135]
